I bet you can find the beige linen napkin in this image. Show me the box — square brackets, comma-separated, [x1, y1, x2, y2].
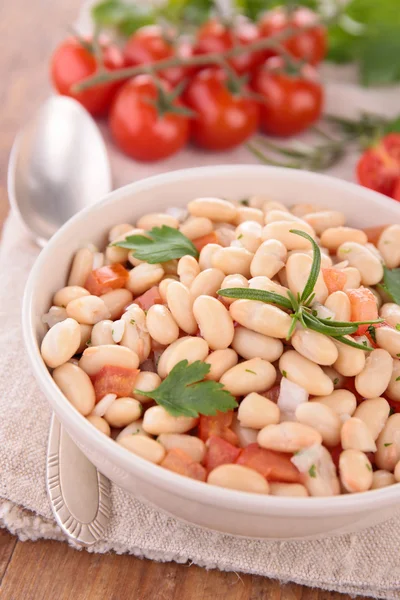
[2, 61, 400, 597]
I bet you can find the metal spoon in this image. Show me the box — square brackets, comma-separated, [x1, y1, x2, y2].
[8, 96, 112, 545]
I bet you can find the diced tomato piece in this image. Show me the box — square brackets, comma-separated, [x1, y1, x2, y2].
[261, 385, 281, 404]
[161, 448, 207, 481]
[342, 377, 364, 404]
[85, 264, 129, 296]
[362, 225, 389, 246]
[329, 444, 342, 469]
[198, 411, 239, 445]
[322, 268, 346, 295]
[91, 365, 139, 402]
[346, 287, 379, 335]
[133, 286, 163, 310]
[192, 231, 219, 252]
[236, 444, 301, 483]
[204, 435, 241, 471]
[386, 396, 400, 414]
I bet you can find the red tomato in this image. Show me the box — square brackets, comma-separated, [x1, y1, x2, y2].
[50, 36, 125, 116]
[362, 224, 389, 245]
[346, 287, 379, 335]
[198, 411, 239, 446]
[85, 264, 129, 296]
[394, 177, 400, 202]
[91, 365, 139, 402]
[194, 19, 266, 75]
[252, 57, 323, 137]
[259, 7, 327, 65]
[184, 68, 259, 151]
[236, 444, 301, 483]
[322, 268, 346, 295]
[109, 75, 190, 162]
[133, 286, 163, 311]
[161, 449, 207, 481]
[357, 134, 400, 197]
[329, 444, 342, 469]
[192, 231, 219, 252]
[204, 435, 241, 471]
[123, 26, 194, 87]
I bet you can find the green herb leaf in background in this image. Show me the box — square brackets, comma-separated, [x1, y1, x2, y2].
[135, 360, 238, 417]
[382, 267, 400, 304]
[92, 0, 155, 36]
[113, 225, 199, 263]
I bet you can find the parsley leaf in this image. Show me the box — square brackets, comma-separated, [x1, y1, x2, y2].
[114, 226, 199, 264]
[135, 359, 237, 418]
[396, 324, 400, 331]
[384, 442, 393, 447]
[92, 0, 154, 36]
[382, 267, 400, 304]
[396, 376, 400, 382]
[333, 377, 339, 385]
[245, 369, 256, 375]
[366, 463, 372, 472]
[308, 464, 317, 478]
[367, 325, 377, 343]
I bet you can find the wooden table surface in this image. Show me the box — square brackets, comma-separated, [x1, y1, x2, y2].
[0, 2, 371, 599]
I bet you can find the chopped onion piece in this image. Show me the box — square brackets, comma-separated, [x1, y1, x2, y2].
[353, 335, 372, 350]
[112, 319, 125, 343]
[116, 419, 148, 441]
[231, 414, 258, 447]
[312, 302, 335, 321]
[278, 377, 309, 422]
[92, 252, 104, 270]
[291, 444, 324, 473]
[140, 358, 157, 373]
[340, 413, 352, 423]
[42, 306, 68, 328]
[166, 206, 188, 222]
[91, 393, 117, 417]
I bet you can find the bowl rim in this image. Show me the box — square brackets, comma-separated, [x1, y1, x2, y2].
[22, 164, 400, 518]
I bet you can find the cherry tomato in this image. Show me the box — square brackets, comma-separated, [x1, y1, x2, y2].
[394, 178, 400, 202]
[251, 57, 323, 137]
[357, 133, 400, 198]
[184, 68, 259, 151]
[123, 25, 194, 87]
[259, 7, 327, 65]
[109, 75, 190, 162]
[194, 19, 266, 75]
[50, 36, 125, 116]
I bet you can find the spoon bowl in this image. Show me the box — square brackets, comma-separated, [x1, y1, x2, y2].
[8, 96, 111, 245]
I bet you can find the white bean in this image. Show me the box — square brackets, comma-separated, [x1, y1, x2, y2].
[238, 392, 280, 429]
[263, 200, 289, 214]
[193, 295, 234, 350]
[53, 286, 90, 307]
[355, 348, 392, 399]
[79, 344, 139, 376]
[279, 351, 334, 396]
[339, 449, 373, 493]
[380, 303, 400, 329]
[143, 406, 197, 435]
[211, 246, 253, 277]
[120, 305, 151, 363]
[375, 326, 400, 359]
[146, 304, 179, 346]
[354, 397, 390, 440]
[290, 203, 318, 217]
[204, 349, 238, 381]
[375, 414, 400, 470]
[333, 336, 366, 377]
[261, 221, 315, 250]
[158, 277, 175, 303]
[286, 253, 328, 304]
[248, 276, 290, 298]
[77, 323, 93, 354]
[207, 464, 269, 494]
[337, 242, 383, 286]
[287, 248, 333, 269]
[66, 295, 110, 325]
[320, 227, 368, 251]
[377, 224, 400, 268]
[386, 359, 400, 402]
[87, 415, 111, 437]
[108, 223, 134, 242]
[295, 403, 341, 447]
[157, 434, 205, 462]
[394, 460, 400, 482]
[269, 483, 309, 497]
[118, 434, 166, 463]
[68, 247, 93, 287]
[265, 209, 306, 225]
[133, 371, 161, 403]
[324, 291, 351, 322]
[341, 418, 377, 452]
[187, 197, 237, 223]
[304, 210, 345, 235]
[190, 268, 225, 299]
[41, 318, 81, 368]
[235, 221, 262, 253]
[341, 267, 362, 290]
[100, 289, 133, 320]
[220, 358, 276, 396]
[179, 216, 213, 240]
[198, 243, 222, 270]
[104, 398, 142, 428]
[300, 446, 340, 497]
[250, 239, 287, 279]
[158, 336, 209, 378]
[291, 328, 338, 366]
[234, 206, 264, 225]
[232, 326, 283, 362]
[371, 470, 396, 489]
[322, 367, 345, 390]
[258, 422, 322, 453]
[53, 362, 96, 415]
[126, 263, 164, 296]
[177, 255, 201, 288]
[166, 281, 197, 334]
[310, 390, 357, 418]
[219, 274, 249, 305]
[137, 213, 179, 230]
[230, 300, 292, 339]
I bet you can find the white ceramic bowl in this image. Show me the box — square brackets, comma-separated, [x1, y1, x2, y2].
[23, 165, 400, 540]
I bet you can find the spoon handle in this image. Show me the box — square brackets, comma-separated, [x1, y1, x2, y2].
[46, 414, 111, 545]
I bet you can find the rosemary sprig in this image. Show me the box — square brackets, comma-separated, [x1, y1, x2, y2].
[218, 230, 383, 350]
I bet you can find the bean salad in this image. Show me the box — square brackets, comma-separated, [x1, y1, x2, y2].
[40, 196, 400, 497]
